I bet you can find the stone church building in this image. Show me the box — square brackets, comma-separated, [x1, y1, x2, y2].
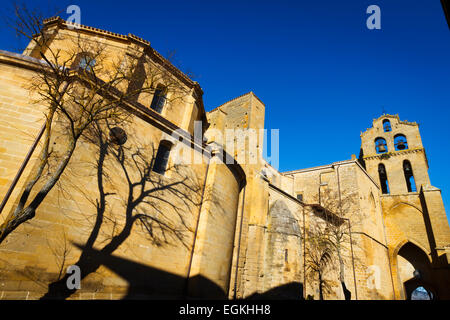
[0, 18, 449, 300]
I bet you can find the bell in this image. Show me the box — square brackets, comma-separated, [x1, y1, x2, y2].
[404, 162, 412, 173]
[378, 144, 386, 152]
[397, 141, 406, 150]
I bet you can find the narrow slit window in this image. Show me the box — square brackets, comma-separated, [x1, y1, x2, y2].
[152, 141, 172, 175]
[378, 163, 390, 194]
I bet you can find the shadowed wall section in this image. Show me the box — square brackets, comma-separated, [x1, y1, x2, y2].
[186, 154, 244, 299]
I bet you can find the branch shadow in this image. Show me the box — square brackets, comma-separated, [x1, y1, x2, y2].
[246, 282, 304, 300]
[69, 243, 225, 299]
[40, 121, 203, 299]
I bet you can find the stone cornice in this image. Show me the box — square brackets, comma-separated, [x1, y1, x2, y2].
[363, 147, 425, 161]
[373, 114, 418, 126]
[0, 49, 210, 157]
[0, 49, 47, 71]
[43, 16, 140, 44]
[40, 16, 205, 116]
[282, 159, 380, 189]
[0, 49, 247, 190]
[282, 159, 356, 175]
[361, 113, 418, 137]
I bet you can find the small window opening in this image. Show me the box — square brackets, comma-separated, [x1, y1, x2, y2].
[150, 85, 167, 113]
[75, 52, 96, 72]
[284, 249, 288, 262]
[296, 194, 303, 202]
[383, 119, 392, 132]
[152, 141, 172, 175]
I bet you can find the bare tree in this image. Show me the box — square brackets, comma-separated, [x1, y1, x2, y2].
[312, 188, 363, 300]
[303, 212, 335, 300]
[0, 3, 191, 244]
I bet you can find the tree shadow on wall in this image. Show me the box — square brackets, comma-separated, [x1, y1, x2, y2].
[69, 244, 226, 299]
[40, 122, 204, 300]
[246, 282, 304, 300]
[42, 240, 303, 300]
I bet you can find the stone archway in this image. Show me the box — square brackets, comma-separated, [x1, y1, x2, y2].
[395, 242, 436, 300]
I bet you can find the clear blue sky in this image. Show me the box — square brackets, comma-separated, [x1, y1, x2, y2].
[1, 0, 449, 221]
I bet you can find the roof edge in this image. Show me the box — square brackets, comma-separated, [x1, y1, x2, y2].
[208, 91, 265, 113]
[40, 16, 206, 116]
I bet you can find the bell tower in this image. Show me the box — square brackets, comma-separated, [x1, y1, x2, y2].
[360, 114, 450, 300]
[359, 114, 431, 195]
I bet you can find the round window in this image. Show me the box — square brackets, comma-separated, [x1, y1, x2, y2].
[109, 127, 127, 145]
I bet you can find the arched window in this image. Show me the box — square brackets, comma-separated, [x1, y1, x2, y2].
[403, 160, 417, 192]
[383, 119, 392, 132]
[375, 137, 388, 154]
[394, 134, 408, 151]
[73, 52, 96, 71]
[150, 85, 167, 113]
[152, 140, 172, 175]
[109, 127, 127, 145]
[378, 163, 390, 194]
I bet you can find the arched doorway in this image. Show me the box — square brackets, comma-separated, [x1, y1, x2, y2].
[396, 242, 436, 300]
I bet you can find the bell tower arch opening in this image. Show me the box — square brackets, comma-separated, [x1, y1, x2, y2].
[378, 163, 390, 194]
[403, 160, 417, 193]
[394, 134, 408, 151]
[396, 242, 436, 300]
[382, 119, 392, 132]
[374, 137, 388, 154]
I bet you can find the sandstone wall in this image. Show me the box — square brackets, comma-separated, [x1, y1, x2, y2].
[0, 50, 216, 299]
